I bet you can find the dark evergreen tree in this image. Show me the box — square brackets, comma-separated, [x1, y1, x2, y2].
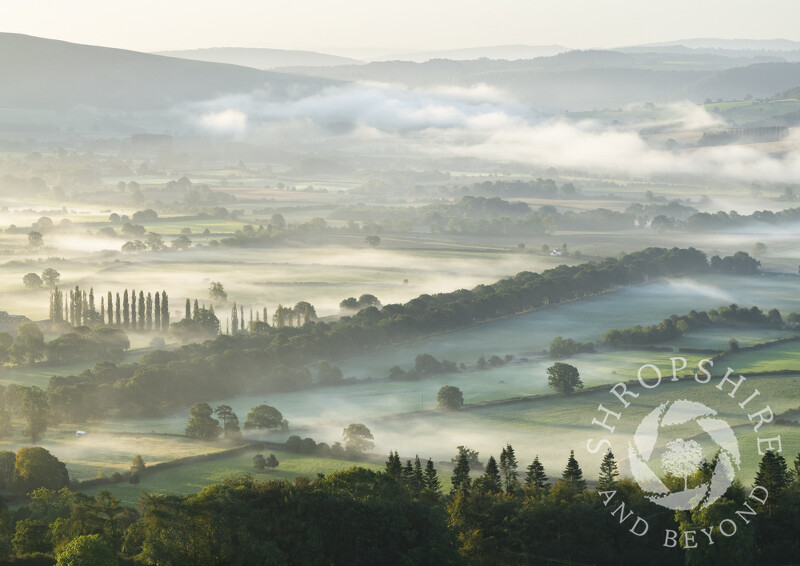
[402, 459, 414, 485]
[412, 455, 425, 497]
[481, 455, 502, 493]
[385, 451, 402, 481]
[525, 455, 549, 489]
[755, 450, 788, 497]
[499, 443, 520, 494]
[598, 449, 619, 490]
[451, 447, 471, 493]
[424, 459, 441, 492]
[562, 450, 587, 491]
[99, 296, 105, 325]
[231, 302, 239, 335]
[130, 289, 136, 328]
[185, 298, 191, 320]
[115, 293, 121, 326]
[193, 299, 200, 320]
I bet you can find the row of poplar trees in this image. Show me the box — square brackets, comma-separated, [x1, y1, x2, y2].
[49, 286, 170, 331]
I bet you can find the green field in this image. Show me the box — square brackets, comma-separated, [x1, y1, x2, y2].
[83, 449, 385, 507]
[382, 371, 800, 488]
[723, 340, 800, 373]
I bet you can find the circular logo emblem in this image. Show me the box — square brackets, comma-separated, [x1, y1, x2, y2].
[628, 399, 741, 510]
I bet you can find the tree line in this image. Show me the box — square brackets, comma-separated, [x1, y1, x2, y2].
[603, 303, 789, 346]
[12, 248, 752, 430]
[1, 444, 798, 564]
[48, 286, 170, 331]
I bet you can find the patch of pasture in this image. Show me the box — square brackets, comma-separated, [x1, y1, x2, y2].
[82, 449, 384, 507]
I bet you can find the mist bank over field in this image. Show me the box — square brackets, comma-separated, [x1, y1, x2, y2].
[185, 82, 800, 184]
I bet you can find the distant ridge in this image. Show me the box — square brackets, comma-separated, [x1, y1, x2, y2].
[637, 38, 800, 51]
[0, 33, 331, 110]
[372, 44, 568, 62]
[155, 47, 363, 69]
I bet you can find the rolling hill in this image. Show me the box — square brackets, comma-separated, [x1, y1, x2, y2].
[155, 47, 362, 69]
[0, 33, 331, 110]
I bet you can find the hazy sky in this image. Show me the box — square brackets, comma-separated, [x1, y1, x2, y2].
[5, 0, 799, 55]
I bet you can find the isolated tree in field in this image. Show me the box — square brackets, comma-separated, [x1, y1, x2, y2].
[185, 402, 221, 440]
[244, 404, 284, 430]
[499, 444, 520, 494]
[266, 453, 279, 469]
[525, 456, 549, 489]
[342, 423, 374, 454]
[546, 362, 583, 394]
[22, 272, 43, 288]
[185, 298, 191, 320]
[130, 455, 146, 475]
[55, 534, 116, 566]
[598, 449, 619, 490]
[209, 281, 227, 301]
[437, 385, 464, 410]
[215, 405, 241, 438]
[253, 454, 266, 471]
[451, 447, 471, 492]
[562, 450, 587, 491]
[41, 268, 60, 287]
[28, 231, 43, 248]
[15, 322, 45, 364]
